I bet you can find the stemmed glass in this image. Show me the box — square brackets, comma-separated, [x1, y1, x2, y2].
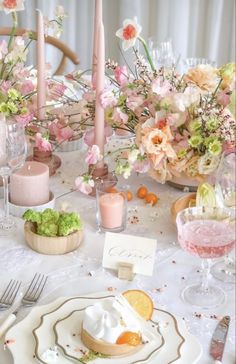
[212, 150, 236, 282]
[0, 119, 27, 235]
[176, 206, 235, 308]
[148, 38, 180, 69]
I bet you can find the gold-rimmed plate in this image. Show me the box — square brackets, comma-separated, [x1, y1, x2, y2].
[5, 292, 202, 364]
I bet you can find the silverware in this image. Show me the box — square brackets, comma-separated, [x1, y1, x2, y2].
[210, 316, 230, 363]
[0, 280, 21, 311]
[0, 273, 48, 338]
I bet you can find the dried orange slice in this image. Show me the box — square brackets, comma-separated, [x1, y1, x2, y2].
[116, 331, 141, 346]
[122, 290, 154, 320]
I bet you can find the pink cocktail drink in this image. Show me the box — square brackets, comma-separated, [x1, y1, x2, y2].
[178, 220, 235, 259]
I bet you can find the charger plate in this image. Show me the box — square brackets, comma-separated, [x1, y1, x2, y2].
[5, 292, 202, 364]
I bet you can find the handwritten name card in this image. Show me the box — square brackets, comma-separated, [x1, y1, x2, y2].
[102, 232, 157, 276]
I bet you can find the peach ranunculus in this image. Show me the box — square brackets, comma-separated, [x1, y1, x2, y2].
[184, 65, 219, 92]
[0, 0, 24, 13]
[141, 126, 176, 168]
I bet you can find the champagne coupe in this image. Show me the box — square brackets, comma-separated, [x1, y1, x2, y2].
[176, 206, 235, 308]
[148, 38, 180, 70]
[0, 120, 27, 235]
[212, 150, 236, 282]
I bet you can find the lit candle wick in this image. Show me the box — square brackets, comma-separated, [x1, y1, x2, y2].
[28, 165, 31, 171]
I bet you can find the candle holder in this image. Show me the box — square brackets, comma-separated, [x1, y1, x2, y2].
[88, 163, 117, 197]
[27, 148, 61, 176]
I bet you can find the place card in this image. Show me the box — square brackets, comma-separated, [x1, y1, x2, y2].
[102, 232, 157, 276]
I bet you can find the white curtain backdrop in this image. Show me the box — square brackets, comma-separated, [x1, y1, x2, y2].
[0, 0, 235, 74]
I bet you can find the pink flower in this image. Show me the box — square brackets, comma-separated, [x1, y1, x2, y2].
[83, 90, 96, 102]
[75, 175, 94, 195]
[114, 66, 129, 86]
[152, 78, 172, 97]
[15, 111, 34, 126]
[112, 107, 128, 124]
[0, 0, 24, 13]
[217, 88, 231, 107]
[85, 145, 102, 165]
[126, 94, 144, 111]
[47, 80, 67, 101]
[35, 133, 52, 152]
[20, 80, 35, 95]
[100, 89, 117, 108]
[0, 80, 11, 93]
[116, 17, 142, 51]
[0, 39, 8, 60]
[49, 121, 74, 143]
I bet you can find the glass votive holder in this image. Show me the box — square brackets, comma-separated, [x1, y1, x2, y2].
[96, 180, 127, 233]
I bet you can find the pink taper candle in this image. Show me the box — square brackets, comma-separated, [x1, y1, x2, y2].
[92, 0, 102, 86]
[94, 22, 105, 168]
[36, 9, 46, 121]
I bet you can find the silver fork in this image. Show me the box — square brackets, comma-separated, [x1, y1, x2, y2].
[0, 280, 21, 311]
[0, 273, 48, 338]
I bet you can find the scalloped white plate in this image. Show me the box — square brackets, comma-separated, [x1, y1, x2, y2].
[6, 292, 202, 364]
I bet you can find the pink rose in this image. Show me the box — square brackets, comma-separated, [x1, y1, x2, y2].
[126, 94, 144, 111]
[217, 88, 231, 107]
[35, 133, 52, 152]
[114, 65, 129, 86]
[49, 121, 74, 143]
[0, 80, 11, 93]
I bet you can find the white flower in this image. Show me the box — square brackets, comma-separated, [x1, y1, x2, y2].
[116, 17, 142, 51]
[128, 149, 139, 163]
[0, 0, 25, 13]
[198, 153, 220, 175]
[75, 175, 94, 195]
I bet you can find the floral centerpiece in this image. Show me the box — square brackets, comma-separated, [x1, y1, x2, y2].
[74, 18, 235, 193]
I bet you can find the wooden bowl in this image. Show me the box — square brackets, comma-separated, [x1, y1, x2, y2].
[24, 222, 83, 255]
[171, 193, 196, 223]
[81, 327, 141, 356]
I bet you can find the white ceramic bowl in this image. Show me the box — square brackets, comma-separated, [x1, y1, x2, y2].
[9, 191, 55, 218]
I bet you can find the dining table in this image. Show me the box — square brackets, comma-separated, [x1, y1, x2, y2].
[0, 136, 235, 364]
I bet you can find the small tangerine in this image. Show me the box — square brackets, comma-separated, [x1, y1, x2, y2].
[125, 191, 133, 201]
[106, 187, 118, 193]
[116, 331, 141, 346]
[145, 193, 158, 206]
[137, 186, 148, 199]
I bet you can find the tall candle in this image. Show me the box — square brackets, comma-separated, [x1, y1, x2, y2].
[99, 193, 124, 229]
[10, 161, 49, 206]
[94, 22, 105, 168]
[92, 0, 103, 85]
[37, 9, 46, 121]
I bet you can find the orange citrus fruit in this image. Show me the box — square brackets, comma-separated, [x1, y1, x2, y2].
[122, 290, 154, 321]
[125, 190, 133, 201]
[137, 186, 148, 199]
[116, 331, 141, 346]
[145, 193, 158, 206]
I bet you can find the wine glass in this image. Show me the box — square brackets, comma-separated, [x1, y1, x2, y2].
[176, 206, 235, 308]
[212, 150, 236, 282]
[0, 120, 27, 235]
[182, 58, 216, 73]
[148, 38, 180, 70]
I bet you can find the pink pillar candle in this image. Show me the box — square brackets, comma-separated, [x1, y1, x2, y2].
[10, 161, 49, 206]
[37, 9, 46, 121]
[99, 193, 124, 229]
[94, 22, 105, 168]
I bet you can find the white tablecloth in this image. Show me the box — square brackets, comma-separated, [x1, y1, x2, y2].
[0, 140, 235, 364]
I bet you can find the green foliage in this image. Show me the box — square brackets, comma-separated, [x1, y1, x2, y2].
[22, 209, 82, 237]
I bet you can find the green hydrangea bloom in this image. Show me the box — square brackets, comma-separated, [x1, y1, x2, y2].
[37, 222, 58, 237]
[206, 117, 219, 131]
[7, 88, 20, 101]
[22, 209, 42, 224]
[177, 149, 187, 159]
[58, 212, 82, 236]
[41, 208, 60, 224]
[208, 139, 222, 156]
[189, 135, 203, 148]
[189, 119, 202, 133]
